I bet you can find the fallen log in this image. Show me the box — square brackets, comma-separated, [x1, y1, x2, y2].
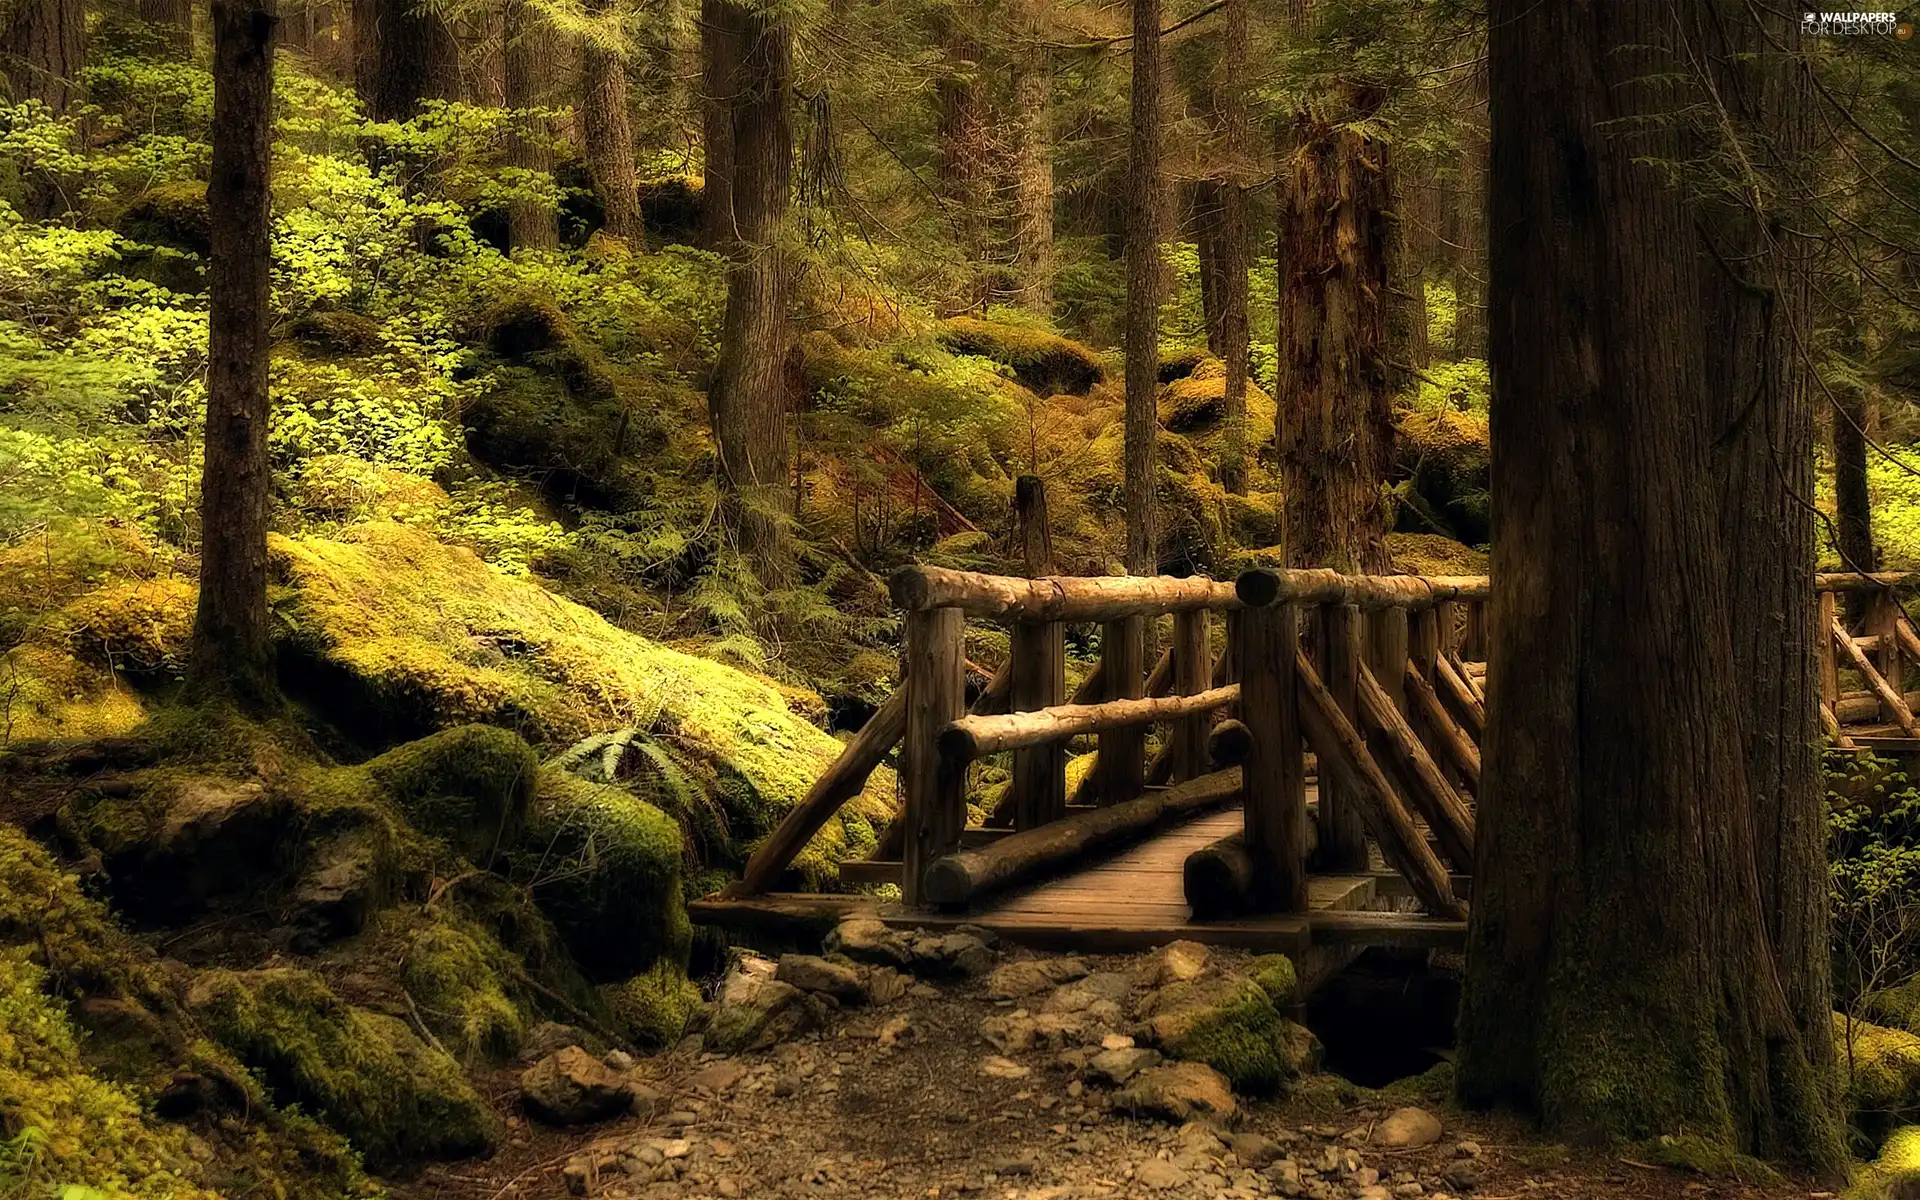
[920, 768, 1243, 905]
[1294, 651, 1466, 921]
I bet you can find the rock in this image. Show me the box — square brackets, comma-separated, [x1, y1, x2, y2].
[1138, 940, 1209, 987]
[1372, 1106, 1443, 1149]
[603, 1049, 635, 1072]
[908, 931, 995, 978]
[625, 1079, 668, 1117]
[1135, 1159, 1190, 1190]
[824, 918, 912, 967]
[874, 1013, 913, 1050]
[522, 1021, 590, 1060]
[521, 1046, 631, 1125]
[290, 826, 394, 943]
[865, 966, 910, 1005]
[1112, 1062, 1237, 1124]
[1101, 1033, 1135, 1051]
[1452, 1140, 1482, 1159]
[1442, 1164, 1483, 1193]
[776, 954, 867, 1003]
[686, 1061, 748, 1094]
[979, 1008, 1114, 1055]
[980, 1055, 1032, 1079]
[706, 964, 821, 1053]
[1042, 971, 1133, 1015]
[1230, 1131, 1283, 1167]
[986, 957, 1092, 1000]
[1085, 1047, 1162, 1086]
[1264, 1158, 1302, 1191]
[563, 1159, 591, 1195]
[1137, 973, 1319, 1093]
[1357, 1188, 1393, 1200]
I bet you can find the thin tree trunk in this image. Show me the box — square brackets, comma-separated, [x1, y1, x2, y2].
[191, 0, 278, 709]
[1834, 338, 1877, 582]
[1193, 182, 1225, 352]
[1008, 0, 1053, 317]
[699, 0, 737, 250]
[1276, 97, 1394, 572]
[580, 0, 641, 243]
[1, 0, 85, 114]
[503, 0, 559, 252]
[1215, 0, 1249, 496]
[934, 15, 992, 311]
[354, 0, 460, 120]
[1456, 0, 1843, 1170]
[1449, 61, 1487, 361]
[1123, 0, 1161, 576]
[707, 1, 792, 583]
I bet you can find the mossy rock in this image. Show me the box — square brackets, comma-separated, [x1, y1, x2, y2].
[1869, 981, 1920, 1035]
[935, 316, 1106, 396]
[269, 523, 893, 882]
[1138, 974, 1317, 1094]
[1839, 1014, 1920, 1144]
[188, 966, 501, 1169]
[59, 577, 197, 675]
[401, 916, 530, 1063]
[1248, 955, 1297, 1006]
[1393, 408, 1490, 546]
[364, 723, 538, 865]
[508, 770, 691, 983]
[637, 173, 704, 242]
[1386, 532, 1488, 577]
[1158, 345, 1213, 383]
[0, 644, 149, 742]
[1852, 1125, 1920, 1199]
[604, 959, 703, 1049]
[116, 180, 211, 254]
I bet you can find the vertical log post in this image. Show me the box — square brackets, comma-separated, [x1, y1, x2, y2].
[1317, 601, 1370, 871]
[1874, 589, 1906, 722]
[1368, 604, 1411, 715]
[1171, 609, 1210, 782]
[1089, 616, 1147, 804]
[1818, 589, 1840, 726]
[902, 606, 967, 906]
[1009, 619, 1067, 830]
[1463, 598, 1487, 662]
[1435, 598, 1461, 659]
[1240, 600, 1308, 911]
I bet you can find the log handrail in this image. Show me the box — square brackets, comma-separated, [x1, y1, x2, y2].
[1236, 568, 1490, 612]
[939, 685, 1241, 760]
[1818, 571, 1920, 594]
[890, 564, 1241, 621]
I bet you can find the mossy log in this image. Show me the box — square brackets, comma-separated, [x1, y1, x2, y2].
[921, 768, 1243, 905]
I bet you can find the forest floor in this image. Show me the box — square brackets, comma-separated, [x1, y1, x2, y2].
[395, 947, 1836, 1200]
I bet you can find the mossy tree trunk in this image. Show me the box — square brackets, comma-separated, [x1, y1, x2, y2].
[1275, 91, 1393, 573]
[699, 0, 737, 251]
[707, 0, 793, 585]
[1008, 0, 1053, 317]
[580, 0, 642, 244]
[191, 0, 279, 710]
[503, 0, 559, 253]
[353, 0, 460, 121]
[1123, 0, 1161, 576]
[1, 0, 84, 113]
[1457, 0, 1844, 1172]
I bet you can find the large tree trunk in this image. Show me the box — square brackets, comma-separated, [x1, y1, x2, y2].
[1, 0, 84, 113]
[191, 0, 278, 709]
[580, 0, 641, 243]
[698, 0, 737, 250]
[1275, 98, 1393, 572]
[502, 0, 559, 252]
[1007, 0, 1053, 317]
[707, 1, 792, 583]
[1456, 0, 1843, 1169]
[934, 13, 992, 311]
[1123, 0, 1161, 576]
[354, 0, 460, 121]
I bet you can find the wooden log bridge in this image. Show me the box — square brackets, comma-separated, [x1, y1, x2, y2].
[696, 562, 1499, 955]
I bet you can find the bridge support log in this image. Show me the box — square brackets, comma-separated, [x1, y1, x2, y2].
[921, 768, 1243, 906]
[1241, 601, 1309, 911]
[1296, 650, 1467, 920]
[1171, 610, 1212, 782]
[1358, 665, 1475, 869]
[1435, 654, 1486, 740]
[1315, 603, 1370, 872]
[1087, 617, 1148, 804]
[940, 685, 1240, 759]
[1406, 661, 1481, 792]
[1010, 620, 1067, 830]
[903, 606, 967, 905]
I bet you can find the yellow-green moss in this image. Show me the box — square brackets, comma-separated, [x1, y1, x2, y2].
[1852, 1124, 1920, 1199]
[364, 724, 537, 865]
[1385, 532, 1489, 577]
[603, 960, 702, 1050]
[1840, 1014, 1920, 1141]
[1632, 1133, 1782, 1186]
[510, 771, 690, 982]
[288, 454, 451, 523]
[269, 523, 893, 883]
[59, 578, 196, 675]
[0, 645, 148, 743]
[1376, 1059, 1456, 1106]
[1394, 408, 1491, 546]
[189, 967, 500, 1170]
[401, 918, 527, 1064]
[1248, 955, 1297, 1006]
[935, 316, 1106, 396]
[1144, 976, 1308, 1095]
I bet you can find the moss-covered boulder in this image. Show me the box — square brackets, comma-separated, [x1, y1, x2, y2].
[401, 916, 530, 1063]
[1386, 532, 1488, 577]
[188, 966, 501, 1169]
[936, 316, 1106, 396]
[114, 180, 210, 292]
[1839, 1014, 1920, 1144]
[364, 723, 538, 865]
[1852, 1125, 1920, 1199]
[0, 643, 150, 742]
[1136, 973, 1320, 1095]
[270, 523, 892, 882]
[508, 771, 690, 983]
[604, 960, 704, 1049]
[1393, 408, 1490, 546]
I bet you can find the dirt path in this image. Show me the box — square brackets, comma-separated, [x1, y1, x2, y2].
[400, 946, 1833, 1200]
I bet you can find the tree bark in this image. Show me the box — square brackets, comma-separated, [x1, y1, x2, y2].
[191, 0, 278, 710]
[1123, 0, 1161, 576]
[1456, 0, 1843, 1169]
[1214, 0, 1250, 496]
[1834, 350, 1877, 583]
[1276, 96, 1394, 572]
[1007, 0, 1053, 316]
[707, 1, 793, 583]
[698, 0, 737, 250]
[580, 0, 641, 243]
[933, 11, 992, 311]
[502, 0, 559, 252]
[136, 0, 194, 55]
[354, 0, 460, 121]
[1, 0, 84, 113]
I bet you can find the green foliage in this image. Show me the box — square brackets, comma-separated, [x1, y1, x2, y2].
[1830, 751, 1920, 1006]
